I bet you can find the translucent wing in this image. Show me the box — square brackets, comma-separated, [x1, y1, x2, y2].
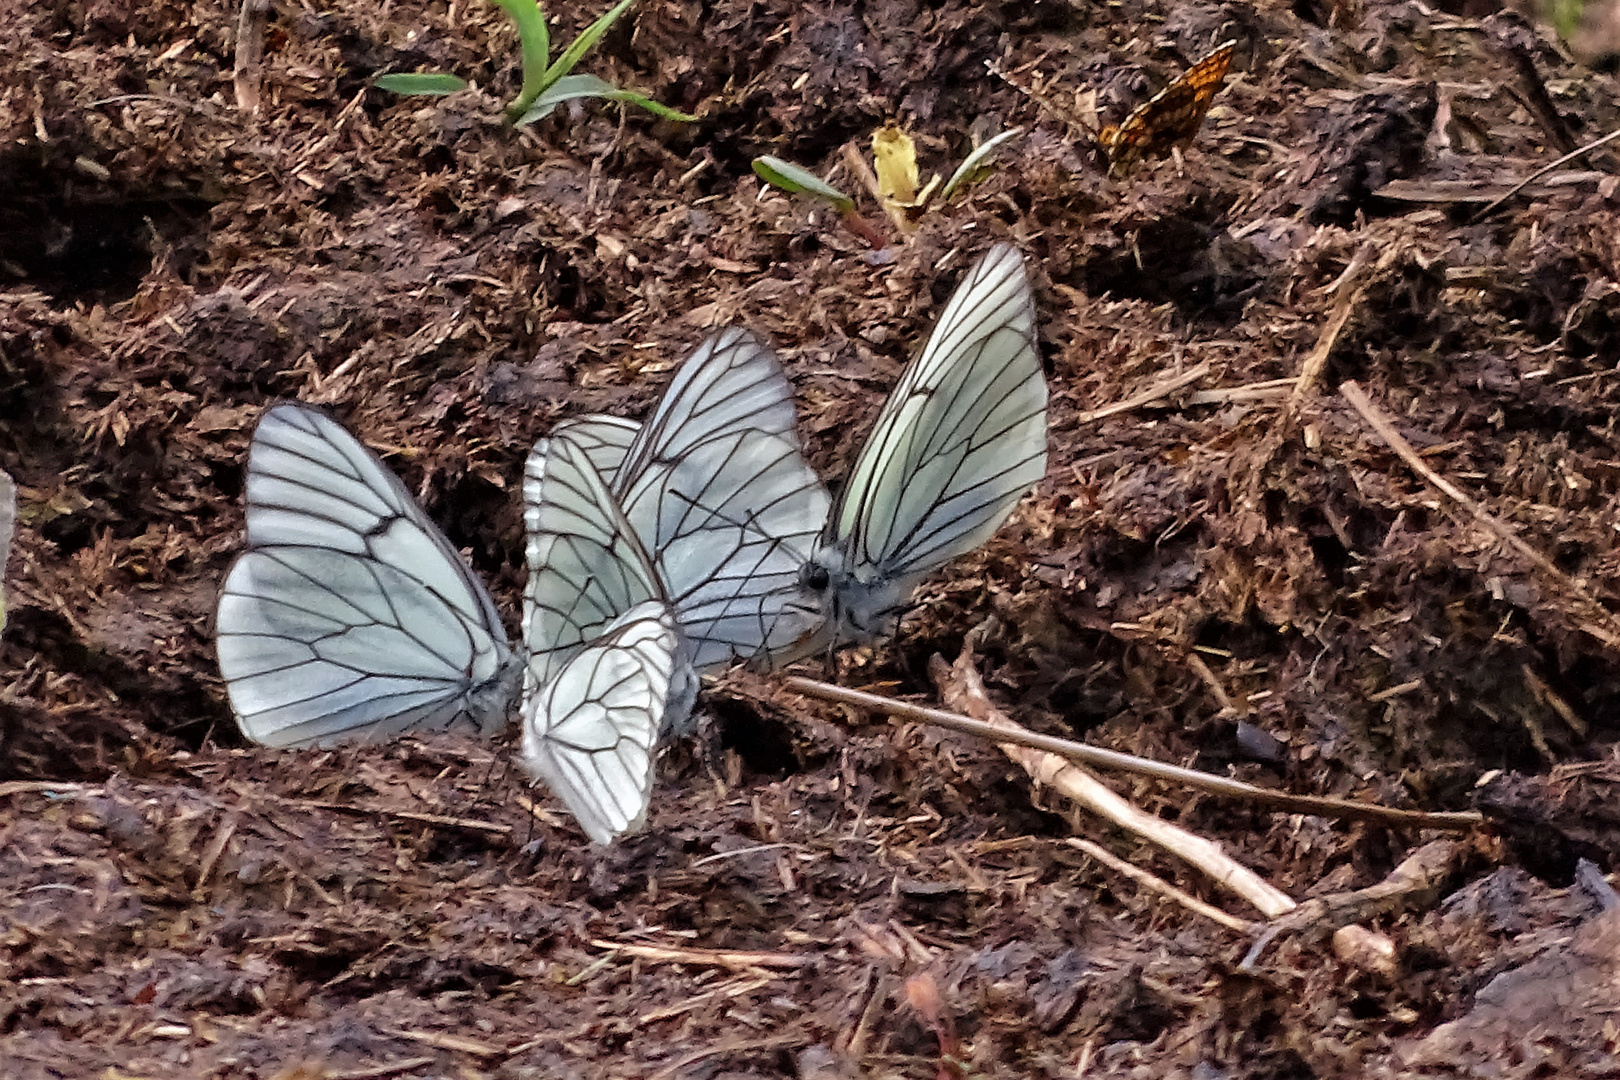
[550, 415, 642, 487]
[520, 434, 695, 844]
[832, 243, 1046, 576]
[609, 329, 831, 669]
[521, 432, 663, 691]
[618, 328, 802, 473]
[520, 600, 693, 845]
[782, 243, 1047, 657]
[215, 403, 517, 748]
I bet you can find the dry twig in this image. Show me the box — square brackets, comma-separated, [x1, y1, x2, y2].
[929, 645, 1297, 919]
[1066, 837, 1260, 932]
[784, 676, 1481, 831]
[1075, 362, 1212, 424]
[589, 939, 812, 970]
[1341, 380, 1620, 649]
[1240, 838, 1468, 969]
[232, 0, 271, 115]
[1474, 125, 1620, 220]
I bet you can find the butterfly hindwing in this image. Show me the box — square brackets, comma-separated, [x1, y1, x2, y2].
[216, 403, 516, 748]
[521, 600, 688, 845]
[520, 431, 695, 844]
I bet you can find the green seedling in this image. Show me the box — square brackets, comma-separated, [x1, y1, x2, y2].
[938, 127, 1024, 201]
[375, 0, 694, 126]
[752, 155, 854, 213]
[752, 155, 887, 248]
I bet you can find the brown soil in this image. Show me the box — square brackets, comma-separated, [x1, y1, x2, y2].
[4, 0, 1620, 1076]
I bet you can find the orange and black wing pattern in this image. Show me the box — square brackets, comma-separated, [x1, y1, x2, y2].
[1098, 40, 1236, 175]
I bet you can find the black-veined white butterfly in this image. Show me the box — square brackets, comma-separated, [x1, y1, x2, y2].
[554, 328, 831, 671]
[521, 431, 697, 844]
[775, 242, 1047, 660]
[215, 403, 520, 748]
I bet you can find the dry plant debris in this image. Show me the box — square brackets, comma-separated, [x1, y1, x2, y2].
[3, 0, 1620, 1075]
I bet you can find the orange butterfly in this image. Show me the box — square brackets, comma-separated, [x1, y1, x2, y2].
[1098, 40, 1236, 175]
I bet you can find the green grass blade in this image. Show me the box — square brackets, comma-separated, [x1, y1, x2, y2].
[939, 126, 1024, 202]
[751, 156, 854, 213]
[602, 88, 695, 122]
[513, 72, 694, 126]
[490, 0, 552, 120]
[543, 0, 635, 83]
[374, 72, 469, 96]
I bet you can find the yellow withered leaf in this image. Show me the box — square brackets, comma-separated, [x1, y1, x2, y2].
[871, 125, 920, 206]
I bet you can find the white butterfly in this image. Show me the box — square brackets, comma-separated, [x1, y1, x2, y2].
[554, 328, 831, 671]
[215, 403, 519, 748]
[520, 430, 697, 845]
[776, 242, 1047, 660]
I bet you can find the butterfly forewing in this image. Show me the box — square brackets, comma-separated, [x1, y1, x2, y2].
[834, 242, 1046, 577]
[642, 429, 830, 667]
[215, 403, 516, 748]
[1100, 40, 1235, 174]
[521, 433, 663, 692]
[617, 328, 803, 476]
[520, 433, 695, 845]
[608, 329, 831, 670]
[550, 415, 642, 487]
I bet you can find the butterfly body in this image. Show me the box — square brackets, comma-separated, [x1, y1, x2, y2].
[1099, 40, 1236, 175]
[772, 242, 1048, 664]
[216, 403, 519, 748]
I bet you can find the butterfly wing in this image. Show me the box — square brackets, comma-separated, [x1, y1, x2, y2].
[521, 432, 664, 691]
[520, 600, 693, 845]
[1101, 40, 1235, 174]
[521, 434, 694, 844]
[794, 243, 1046, 651]
[617, 328, 803, 472]
[216, 403, 516, 748]
[610, 329, 831, 670]
[550, 415, 642, 487]
[836, 243, 1046, 575]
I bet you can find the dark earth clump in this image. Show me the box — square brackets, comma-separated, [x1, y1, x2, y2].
[4, 0, 1620, 1075]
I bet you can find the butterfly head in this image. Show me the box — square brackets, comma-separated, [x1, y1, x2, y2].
[753, 546, 916, 667]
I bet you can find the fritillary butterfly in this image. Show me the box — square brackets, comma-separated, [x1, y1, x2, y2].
[1098, 40, 1236, 175]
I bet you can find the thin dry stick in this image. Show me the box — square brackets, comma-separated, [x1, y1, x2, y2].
[1240, 838, 1466, 970]
[648, 1033, 806, 1080]
[1474, 125, 1620, 221]
[0, 780, 95, 798]
[232, 0, 271, 115]
[1066, 837, 1259, 933]
[327, 1059, 437, 1080]
[932, 649, 1297, 919]
[383, 1029, 506, 1057]
[588, 940, 812, 970]
[785, 676, 1481, 830]
[1289, 278, 1366, 412]
[1186, 378, 1297, 406]
[283, 798, 513, 836]
[1341, 380, 1620, 650]
[1075, 361, 1212, 424]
